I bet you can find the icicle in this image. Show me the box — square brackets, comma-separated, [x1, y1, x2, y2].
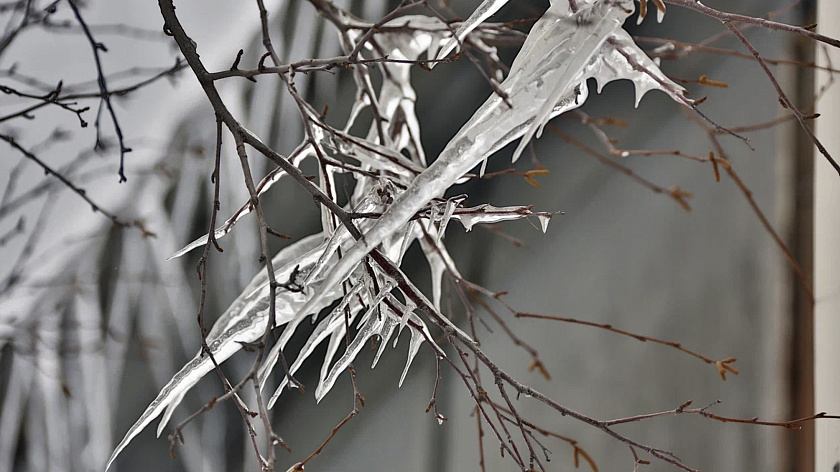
[454, 204, 541, 231]
[259, 280, 365, 394]
[429, 201, 441, 227]
[537, 214, 551, 233]
[303, 184, 392, 286]
[419, 221, 448, 311]
[382, 219, 410, 264]
[395, 221, 416, 266]
[107, 233, 341, 469]
[343, 93, 370, 133]
[371, 315, 398, 368]
[295, 0, 695, 316]
[436, 198, 459, 245]
[395, 293, 416, 340]
[316, 330, 347, 397]
[399, 328, 424, 388]
[312, 124, 338, 235]
[315, 303, 384, 402]
[434, 0, 518, 63]
[327, 128, 423, 177]
[265, 296, 361, 408]
[168, 146, 311, 260]
[156, 391, 186, 437]
[304, 225, 352, 286]
[314, 282, 393, 402]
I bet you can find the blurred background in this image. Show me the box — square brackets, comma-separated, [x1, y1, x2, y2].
[0, 0, 834, 471]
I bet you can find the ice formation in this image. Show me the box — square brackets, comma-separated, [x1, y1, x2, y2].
[109, 1, 691, 468]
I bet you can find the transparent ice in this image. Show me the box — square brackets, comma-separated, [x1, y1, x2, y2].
[109, 1, 692, 468]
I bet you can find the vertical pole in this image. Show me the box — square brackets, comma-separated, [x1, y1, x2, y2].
[777, 3, 816, 470]
[785, 3, 816, 470]
[814, 1, 840, 471]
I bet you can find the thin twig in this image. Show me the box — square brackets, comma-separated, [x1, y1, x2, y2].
[516, 313, 738, 380]
[0, 133, 153, 235]
[66, 0, 132, 182]
[725, 21, 840, 176]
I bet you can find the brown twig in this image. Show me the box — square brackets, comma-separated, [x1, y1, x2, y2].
[547, 124, 695, 212]
[604, 399, 840, 429]
[725, 21, 839, 176]
[487, 399, 599, 472]
[664, 0, 840, 49]
[67, 0, 132, 182]
[516, 312, 738, 380]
